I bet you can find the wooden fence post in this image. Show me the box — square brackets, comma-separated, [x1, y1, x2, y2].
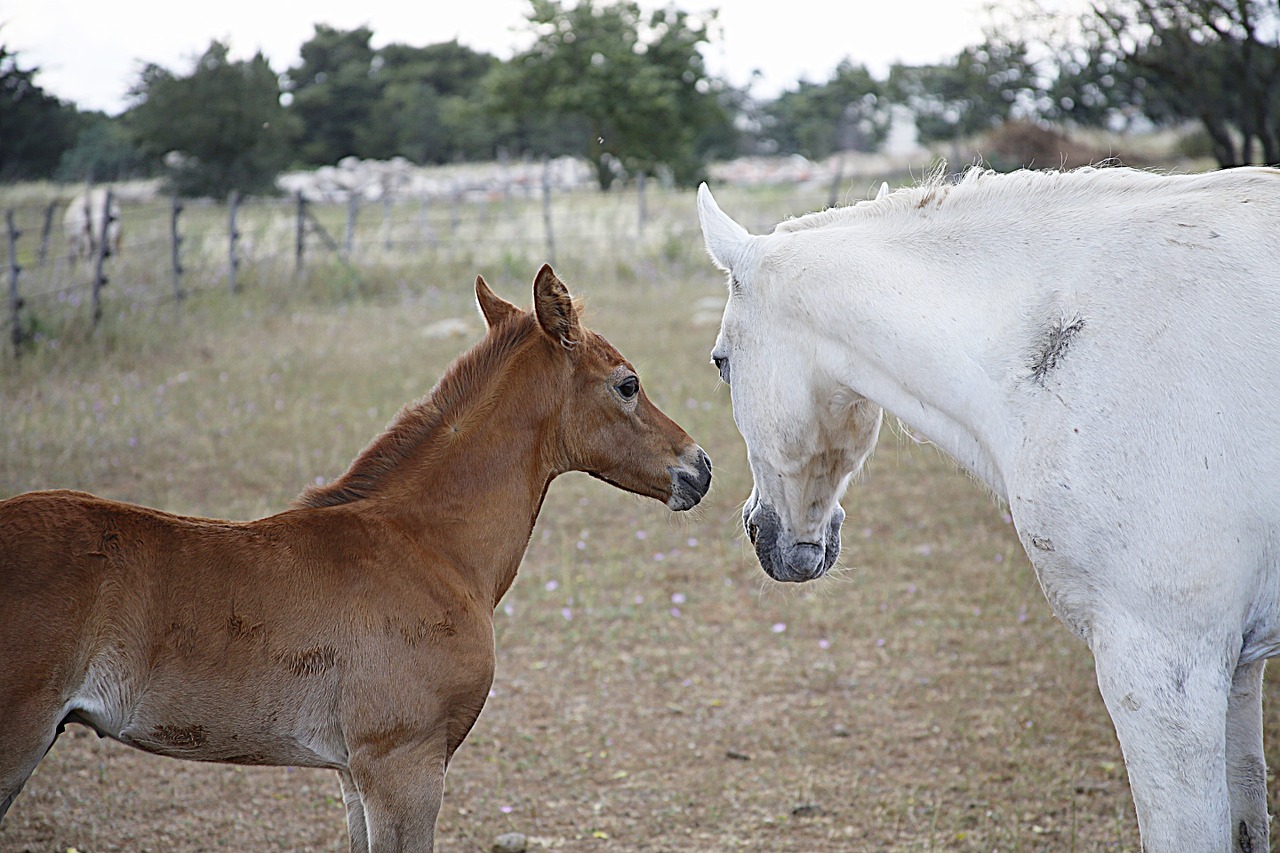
[418, 196, 433, 248]
[345, 194, 359, 257]
[381, 195, 393, 252]
[636, 171, 647, 236]
[228, 190, 241, 293]
[301, 203, 364, 294]
[7, 210, 23, 358]
[449, 187, 461, 241]
[295, 192, 307, 277]
[827, 155, 845, 209]
[90, 188, 113, 324]
[541, 157, 556, 265]
[37, 201, 55, 268]
[170, 194, 185, 301]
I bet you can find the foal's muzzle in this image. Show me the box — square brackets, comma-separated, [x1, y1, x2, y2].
[744, 495, 844, 583]
[668, 446, 712, 511]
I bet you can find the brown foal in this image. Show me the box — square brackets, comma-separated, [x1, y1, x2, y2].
[0, 265, 712, 851]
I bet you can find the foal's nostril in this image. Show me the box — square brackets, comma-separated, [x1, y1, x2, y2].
[747, 520, 760, 544]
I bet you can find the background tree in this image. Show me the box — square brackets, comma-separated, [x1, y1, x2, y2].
[887, 40, 1038, 147]
[761, 61, 889, 159]
[1085, 0, 1280, 165]
[55, 114, 149, 183]
[126, 41, 299, 198]
[0, 44, 82, 181]
[1041, 37, 1162, 131]
[362, 40, 504, 163]
[286, 25, 382, 165]
[487, 0, 733, 189]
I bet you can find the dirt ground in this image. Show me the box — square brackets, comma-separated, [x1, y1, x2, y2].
[2, 436, 1173, 853]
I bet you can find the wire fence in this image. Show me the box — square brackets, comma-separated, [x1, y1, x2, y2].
[2, 173, 840, 360]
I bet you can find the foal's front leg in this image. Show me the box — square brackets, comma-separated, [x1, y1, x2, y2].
[348, 737, 448, 852]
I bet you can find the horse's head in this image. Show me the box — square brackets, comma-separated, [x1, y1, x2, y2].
[697, 185, 882, 582]
[475, 265, 711, 511]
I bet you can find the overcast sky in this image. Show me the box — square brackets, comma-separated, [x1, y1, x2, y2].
[3, 0, 1076, 116]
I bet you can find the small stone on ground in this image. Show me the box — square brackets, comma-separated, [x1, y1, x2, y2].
[493, 831, 528, 853]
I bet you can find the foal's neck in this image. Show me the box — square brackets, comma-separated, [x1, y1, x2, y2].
[300, 324, 564, 608]
[375, 345, 563, 607]
[393, 396, 556, 605]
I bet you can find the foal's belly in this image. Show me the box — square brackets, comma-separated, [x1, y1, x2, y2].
[68, 664, 349, 770]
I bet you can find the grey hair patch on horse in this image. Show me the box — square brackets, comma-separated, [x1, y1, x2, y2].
[1030, 315, 1086, 385]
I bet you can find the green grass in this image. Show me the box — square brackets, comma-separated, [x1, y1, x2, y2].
[0, 180, 1230, 852]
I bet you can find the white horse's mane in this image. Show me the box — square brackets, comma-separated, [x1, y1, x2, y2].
[774, 164, 1280, 235]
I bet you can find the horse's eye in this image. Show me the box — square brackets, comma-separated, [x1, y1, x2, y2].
[712, 355, 730, 385]
[617, 376, 639, 400]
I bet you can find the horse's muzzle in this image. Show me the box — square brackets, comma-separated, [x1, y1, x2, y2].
[667, 446, 712, 511]
[745, 498, 844, 583]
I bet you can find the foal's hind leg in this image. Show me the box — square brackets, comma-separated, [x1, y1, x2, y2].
[348, 737, 447, 852]
[1226, 660, 1269, 852]
[338, 768, 371, 853]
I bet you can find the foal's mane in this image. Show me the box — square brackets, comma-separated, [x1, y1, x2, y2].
[295, 312, 540, 509]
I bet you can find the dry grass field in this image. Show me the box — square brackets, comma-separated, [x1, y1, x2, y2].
[2, 181, 1276, 852]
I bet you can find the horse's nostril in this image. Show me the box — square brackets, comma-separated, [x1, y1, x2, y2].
[747, 520, 760, 543]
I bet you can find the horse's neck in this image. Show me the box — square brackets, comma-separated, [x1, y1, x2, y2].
[808, 241, 1033, 499]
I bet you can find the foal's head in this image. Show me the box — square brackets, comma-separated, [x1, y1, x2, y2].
[477, 265, 711, 511]
[696, 186, 882, 583]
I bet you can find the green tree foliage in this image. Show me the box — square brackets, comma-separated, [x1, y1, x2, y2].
[887, 41, 1036, 145]
[362, 40, 504, 163]
[0, 44, 82, 181]
[487, 0, 734, 189]
[1086, 0, 1280, 165]
[126, 41, 299, 199]
[286, 25, 382, 166]
[56, 113, 149, 182]
[1041, 38, 1153, 131]
[762, 61, 889, 159]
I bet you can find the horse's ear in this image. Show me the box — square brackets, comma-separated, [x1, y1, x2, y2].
[475, 275, 521, 329]
[697, 183, 753, 284]
[532, 264, 579, 350]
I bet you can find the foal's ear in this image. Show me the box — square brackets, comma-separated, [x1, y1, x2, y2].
[475, 275, 521, 329]
[533, 264, 580, 350]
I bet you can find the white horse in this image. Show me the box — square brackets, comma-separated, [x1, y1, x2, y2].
[697, 165, 1280, 853]
[64, 187, 121, 264]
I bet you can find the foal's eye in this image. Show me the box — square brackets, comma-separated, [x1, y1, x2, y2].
[617, 376, 639, 400]
[712, 355, 730, 385]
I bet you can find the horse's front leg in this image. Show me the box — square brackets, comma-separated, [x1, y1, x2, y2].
[348, 736, 447, 852]
[1226, 660, 1269, 852]
[1092, 621, 1235, 852]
